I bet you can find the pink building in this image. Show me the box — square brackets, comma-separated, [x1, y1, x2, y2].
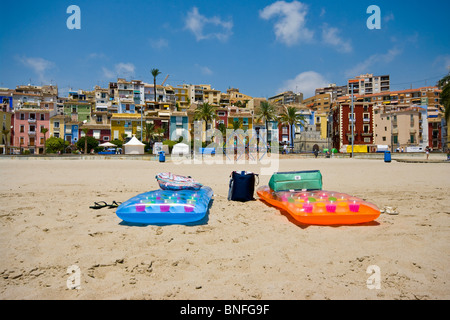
[12, 106, 51, 154]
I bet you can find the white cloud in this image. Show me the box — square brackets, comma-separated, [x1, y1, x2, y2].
[259, 1, 313, 46]
[433, 55, 450, 72]
[199, 65, 213, 75]
[150, 38, 169, 50]
[345, 48, 402, 78]
[321, 24, 352, 53]
[102, 62, 136, 79]
[87, 53, 106, 60]
[384, 13, 395, 23]
[185, 7, 233, 42]
[278, 71, 330, 98]
[16, 56, 54, 83]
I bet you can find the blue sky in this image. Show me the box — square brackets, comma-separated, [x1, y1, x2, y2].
[1, 0, 449, 98]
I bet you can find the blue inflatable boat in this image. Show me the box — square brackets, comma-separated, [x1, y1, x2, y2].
[115, 186, 213, 224]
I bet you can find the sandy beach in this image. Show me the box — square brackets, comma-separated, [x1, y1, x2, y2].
[0, 156, 449, 300]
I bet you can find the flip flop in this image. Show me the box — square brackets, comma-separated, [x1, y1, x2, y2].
[108, 201, 122, 209]
[90, 201, 109, 210]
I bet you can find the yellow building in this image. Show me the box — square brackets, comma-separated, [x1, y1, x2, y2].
[174, 86, 190, 111]
[227, 88, 252, 106]
[317, 113, 328, 140]
[303, 93, 333, 114]
[111, 113, 144, 141]
[204, 88, 221, 106]
[1, 108, 12, 154]
[49, 115, 66, 139]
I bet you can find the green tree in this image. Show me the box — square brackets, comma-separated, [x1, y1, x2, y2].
[232, 118, 243, 130]
[111, 139, 123, 148]
[279, 106, 306, 149]
[217, 122, 227, 137]
[194, 102, 218, 134]
[255, 101, 278, 141]
[151, 68, 162, 103]
[76, 136, 99, 154]
[437, 72, 450, 122]
[40, 127, 49, 155]
[46, 137, 68, 154]
[155, 127, 165, 142]
[144, 122, 156, 143]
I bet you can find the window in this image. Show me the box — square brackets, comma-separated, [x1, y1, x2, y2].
[29, 125, 36, 132]
[382, 137, 386, 141]
[54, 121, 60, 128]
[29, 113, 36, 120]
[93, 130, 101, 139]
[97, 116, 103, 122]
[20, 125, 24, 133]
[40, 114, 45, 121]
[363, 125, 370, 133]
[72, 107, 77, 113]
[410, 135, 415, 143]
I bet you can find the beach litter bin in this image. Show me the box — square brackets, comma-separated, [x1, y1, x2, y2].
[384, 151, 391, 163]
[159, 151, 166, 163]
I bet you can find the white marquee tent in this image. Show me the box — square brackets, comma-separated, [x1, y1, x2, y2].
[124, 136, 145, 155]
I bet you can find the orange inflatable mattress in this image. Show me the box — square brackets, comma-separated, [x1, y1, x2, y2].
[257, 186, 380, 226]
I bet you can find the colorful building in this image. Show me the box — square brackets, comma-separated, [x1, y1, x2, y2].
[12, 104, 52, 154]
[49, 114, 66, 140]
[111, 113, 144, 141]
[169, 112, 189, 141]
[332, 100, 375, 150]
[64, 100, 92, 123]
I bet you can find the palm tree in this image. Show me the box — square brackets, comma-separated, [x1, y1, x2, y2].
[279, 106, 306, 150]
[437, 72, 450, 122]
[156, 127, 165, 142]
[40, 127, 49, 155]
[255, 101, 278, 141]
[232, 118, 243, 130]
[144, 122, 155, 143]
[194, 102, 218, 137]
[2, 129, 10, 155]
[151, 68, 162, 104]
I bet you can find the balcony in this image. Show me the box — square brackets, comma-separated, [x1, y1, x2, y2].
[363, 118, 371, 123]
[28, 131, 36, 136]
[28, 118, 36, 123]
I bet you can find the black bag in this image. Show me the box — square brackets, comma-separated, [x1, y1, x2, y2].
[228, 171, 259, 202]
